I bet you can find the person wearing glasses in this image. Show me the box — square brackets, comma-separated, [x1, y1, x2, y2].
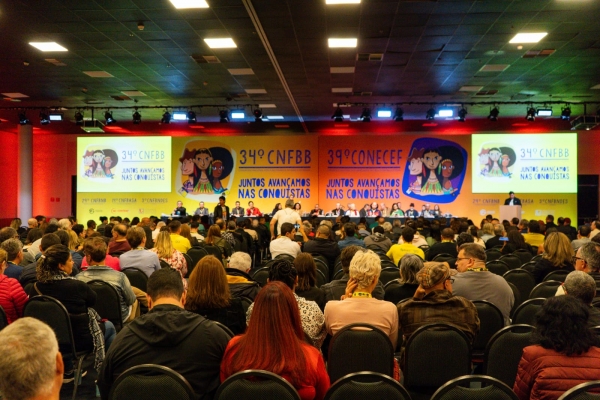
[572, 242, 600, 282]
[451, 243, 514, 325]
[397, 261, 480, 361]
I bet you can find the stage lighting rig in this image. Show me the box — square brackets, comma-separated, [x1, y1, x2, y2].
[331, 108, 344, 122]
[253, 108, 263, 122]
[425, 107, 436, 121]
[393, 107, 404, 121]
[488, 106, 499, 121]
[104, 111, 116, 125]
[525, 106, 536, 121]
[161, 110, 171, 124]
[360, 108, 371, 122]
[132, 109, 141, 124]
[457, 107, 467, 122]
[219, 110, 229, 123]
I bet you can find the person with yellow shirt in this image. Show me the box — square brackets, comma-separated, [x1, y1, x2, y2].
[523, 220, 545, 248]
[386, 227, 425, 265]
[168, 220, 191, 253]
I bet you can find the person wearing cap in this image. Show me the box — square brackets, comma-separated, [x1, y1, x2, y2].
[452, 243, 514, 325]
[397, 261, 480, 353]
[504, 191, 522, 206]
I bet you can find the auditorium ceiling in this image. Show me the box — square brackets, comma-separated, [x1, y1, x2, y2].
[0, 0, 599, 123]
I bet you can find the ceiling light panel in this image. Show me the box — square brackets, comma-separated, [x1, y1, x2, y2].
[330, 67, 355, 73]
[326, 0, 361, 3]
[228, 68, 254, 75]
[258, 104, 277, 108]
[169, 0, 209, 8]
[204, 38, 237, 48]
[29, 42, 68, 52]
[479, 64, 510, 72]
[83, 71, 114, 78]
[121, 91, 146, 96]
[328, 38, 357, 48]
[459, 86, 484, 92]
[1, 93, 29, 98]
[509, 32, 548, 43]
[332, 88, 353, 93]
[245, 89, 267, 94]
[591, 84, 600, 90]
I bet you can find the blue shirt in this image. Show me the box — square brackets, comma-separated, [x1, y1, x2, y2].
[5, 262, 23, 280]
[119, 248, 161, 277]
[337, 236, 366, 251]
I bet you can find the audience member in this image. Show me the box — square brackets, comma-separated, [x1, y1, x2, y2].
[513, 296, 600, 400]
[571, 225, 591, 250]
[119, 226, 160, 276]
[426, 228, 457, 261]
[531, 232, 574, 283]
[453, 244, 514, 325]
[557, 217, 577, 241]
[386, 227, 425, 264]
[590, 220, 600, 241]
[1, 238, 25, 280]
[98, 268, 230, 399]
[573, 242, 600, 280]
[179, 223, 199, 247]
[168, 220, 192, 253]
[523, 220, 545, 247]
[501, 229, 534, 255]
[480, 223, 495, 243]
[246, 259, 326, 348]
[226, 252, 260, 300]
[77, 237, 140, 322]
[270, 222, 302, 259]
[303, 225, 341, 276]
[29, 244, 115, 381]
[324, 250, 398, 347]
[270, 199, 302, 239]
[363, 225, 393, 253]
[556, 270, 600, 327]
[294, 253, 326, 310]
[151, 230, 188, 278]
[185, 256, 246, 335]
[204, 225, 232, 261]
[0, 318, 64, 400]
[321, 246, 385, 303]
[337, 223, 365, 251]
[107, 224, 131, 255]
[221, 281, 329, 400]
[484, 224, 505, 249]
[384, 253, 424, 305]
[0, 248, 28, 324]
[20, 233, 62, 287]
[397, 262, 480, 356]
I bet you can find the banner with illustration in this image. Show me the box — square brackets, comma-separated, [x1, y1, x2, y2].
[75, 134, 578, 224]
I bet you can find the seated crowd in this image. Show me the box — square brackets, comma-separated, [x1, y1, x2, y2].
[0, 209, 600, 400]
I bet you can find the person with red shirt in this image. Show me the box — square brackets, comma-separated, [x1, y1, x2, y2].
[0, 249, 27, 324]
[220, 281, 330, 400]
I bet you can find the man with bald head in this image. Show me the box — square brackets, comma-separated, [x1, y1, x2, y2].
[108, 223, 132, 254]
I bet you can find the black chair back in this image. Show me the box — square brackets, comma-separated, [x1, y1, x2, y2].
[521, 261, 536, 273]
[328, 323, 395, 383]
[0, 305, 8, 331]
[531, 254, 543, 262]
[159, 260, 171, 269]
[485, 249, 502, 262]
[109, 364, 195, 400]
[215, 369, 301, 400]
[324, 371, 412, 400]
[432, 253, 456, 262]
[87, 280, 124, 332]
[316, 269, 327, 288]
[430, 374, 519, 400]
[529, 280, 561, 299]
[110, 251, 125, 258]
[313, 258, 330, 281]
[512, 298, 546, 325]
[250, 267, 270, 287]
[513, 249, 533, 265]
[472, 301, 505, 357]
[332, 269, 345, 281]
[498, 254, 522, 270]
[380, 259, 397, 269]
[187, 247, 209, 273]
[123, 267, 149, 292]
[212, 321, 234, 339]
[182, 253, 193, 277]
[484, 324, 535, 387]
[503, 269, 535, 310]
[203, 245, 223, 260]
[557, 380, 600, 400]
[486, 260, 509, 276]
[239, 296, 253, 314]
[543, 269, 570, 282]
[379, 267, 400, 285]
[403, 323, 471, 391]
[506, 282, 521, 316]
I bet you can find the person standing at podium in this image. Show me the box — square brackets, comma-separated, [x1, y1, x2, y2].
[504, 191, 522, 206]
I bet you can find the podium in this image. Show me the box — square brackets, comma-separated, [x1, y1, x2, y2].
[500, 205, 521, 222]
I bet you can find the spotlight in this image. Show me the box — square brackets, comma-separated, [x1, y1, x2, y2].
[377, 109, 391, 118]
[161, 111, 171, 124]
[74, 111, 84, 125]
[132, 109, 141, 124]
[393, 107, 404, 121]
[526, 107, 536, 121]
[253, 109, 263, 122]
[219, 110, 229, 123]
[104, 111, 116, 124]
[18, 113, 30, 125]
[40, 112, 50, 125]
[488, 106, 500, 121]
[536, 108, 552, 117]
[331, 108, 344, 122]
[438, 109, 453, 118]
[560, 106, 571, 121]
[457, 107, 467, 122]
[360, 108, 371, 122]
[426, 107, 436, 120]
[187, 111, 196, 124]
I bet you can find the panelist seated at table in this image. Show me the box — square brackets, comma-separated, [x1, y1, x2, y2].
[310, 204, 324, 216]
[173, 201, 187, 217]
[330, 203, 345, 216]
[405, 203, 419, 218]
[504, 191, 522, 206]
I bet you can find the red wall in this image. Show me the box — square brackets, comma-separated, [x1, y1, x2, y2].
[0, 128, 19, 221]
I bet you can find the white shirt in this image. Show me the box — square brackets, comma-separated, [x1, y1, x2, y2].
[269, 236, 301, 259]
[272, 208, 301, 235]
[345, 209, 360, 217]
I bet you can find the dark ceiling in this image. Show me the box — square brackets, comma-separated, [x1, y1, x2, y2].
[0, 0, 599, 125]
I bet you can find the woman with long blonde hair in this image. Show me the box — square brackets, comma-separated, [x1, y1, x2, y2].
[531, 232, 574, 283]
[151, 230, 187, 277]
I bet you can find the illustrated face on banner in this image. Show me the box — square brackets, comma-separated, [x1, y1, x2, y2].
[402, 138, 468, 203]
[477, 143, 516, 179]
[80, 148, 119, 181]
